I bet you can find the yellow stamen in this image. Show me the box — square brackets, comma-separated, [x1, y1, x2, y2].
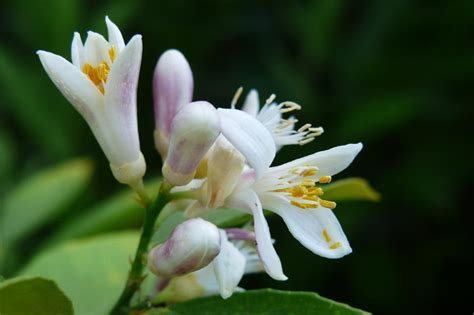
[82, 46, 117, 94]
[330, 242, 342, 250]
[108, 46, 117, 62]
[290, 200, 318, 209]
[302, 168, 317, 177]
[320, 199, 337, 209]
[322, 229, 331, 243]
[319, 176, 332, 184]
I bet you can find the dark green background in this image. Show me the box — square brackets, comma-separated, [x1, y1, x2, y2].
[1, 0, 473, 314]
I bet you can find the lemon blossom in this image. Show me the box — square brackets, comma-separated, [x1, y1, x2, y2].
[153, 228, 263, 302]
[185, 140, 363, 280]
[233, 88, 324, 150]
[37, 17, 146, 196]
[152, 51, 277, 186]
[161, 103, 276, 186]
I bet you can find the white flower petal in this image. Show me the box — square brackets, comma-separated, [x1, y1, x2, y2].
[260, 193, 352, 258]
[212, 230, 246, 299]
[83, 31, 111, 66]
[102, 34, 142, 164]
[105, 16, 125, 52]
[71, 32, 84, 68]
[206, 136, 245, 208]
[267, 143, 363, 179]
[242, 89, 260, 117]
[217, 108, 276, 178]
[226, 189, 287, 280]
[37, 51, 102, 120]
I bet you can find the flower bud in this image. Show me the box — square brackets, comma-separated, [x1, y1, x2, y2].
[148, 218, 221, 278]
[153, 49, 193, 157]
[162, 101, 220, 186]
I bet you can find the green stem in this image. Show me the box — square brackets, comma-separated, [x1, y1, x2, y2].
[110, 183, 171, 315]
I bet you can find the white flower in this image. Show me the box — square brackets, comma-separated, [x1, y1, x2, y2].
[162, 104, 277, 186]
[37, 17, 146, 192]
[233, 88, 324, 151]
[189, 141, 363, 280]
[148, 218, 221, 278]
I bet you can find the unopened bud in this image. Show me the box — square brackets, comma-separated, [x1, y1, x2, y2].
[162, 101, 220, 186]
[153, 49, 193, 157]
[148, 218, 221, 278]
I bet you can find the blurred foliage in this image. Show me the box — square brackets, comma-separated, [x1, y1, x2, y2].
[0, 0, 473, 314]
[0, 277, 74, 315]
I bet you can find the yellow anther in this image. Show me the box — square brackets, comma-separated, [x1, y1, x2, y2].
[329, 242, 342, 250]
[319, 176, 332, 184]
[307, 187, 324, 196]
[302, 168, 317, 177]
[265, 94, 276, 105]
[108, 46, 117, 62]
[319, 199, 337, 209]
[322, 229, 331, 243]
[82, 61, 111, 94]
[290, 200, 318, 209]
[290, 185, 307, 197]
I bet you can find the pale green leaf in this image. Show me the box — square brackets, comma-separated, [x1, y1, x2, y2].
[0, 277, 73, 315]
[324, 177, 381, 202]
[145, 289, 370, 315]
[46, 179, 160, 246]
[1, 158, 93, 248]
[20, 232, 138, 315]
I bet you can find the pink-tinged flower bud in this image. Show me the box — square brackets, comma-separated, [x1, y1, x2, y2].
[162, 101, 220, 186]
[153, 49, 193, 157]
[148, 218, 221, 278]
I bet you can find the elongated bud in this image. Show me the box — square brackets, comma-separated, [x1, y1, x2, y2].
[163, 101, 220, 186]
[148, 218, 221, 278]
[153, 49, 193, 157]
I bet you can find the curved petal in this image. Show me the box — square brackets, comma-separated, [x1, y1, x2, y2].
[102, 35, 142, 164]
[37, 51, 102, 120]
[242, 89, 260, 117]
[212, 230, 246, 299]
[226, 189, 287, 280]
[105, 16, 125, 52]
[260, 193, 352, 259]
[206, 136, 245, 208]
[71, 32, 84, 68]
[83, 31, 111, 65]
[217, 108, 276, 178]
[267, 143, 363, 180]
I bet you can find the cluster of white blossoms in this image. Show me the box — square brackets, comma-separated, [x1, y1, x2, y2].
[37, 17, 362, 302]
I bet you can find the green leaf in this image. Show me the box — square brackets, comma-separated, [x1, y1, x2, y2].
[0, 277, 73, 315]
[1, 158, 93, 249]
[20, 232, 139, 315]
[0, 46, 82, 158]
[46, 179, 160, 246]
[147, 289, 369, 315]
[323, 177, 381, 202]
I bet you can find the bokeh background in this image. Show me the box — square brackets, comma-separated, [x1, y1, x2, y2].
[1, 0, 473, 314]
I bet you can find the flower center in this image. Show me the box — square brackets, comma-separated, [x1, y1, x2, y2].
[273, 167, 336, 210]
[82, 46, 116, 94]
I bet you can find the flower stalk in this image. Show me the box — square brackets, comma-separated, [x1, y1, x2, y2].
[110, 182, 172, 315]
